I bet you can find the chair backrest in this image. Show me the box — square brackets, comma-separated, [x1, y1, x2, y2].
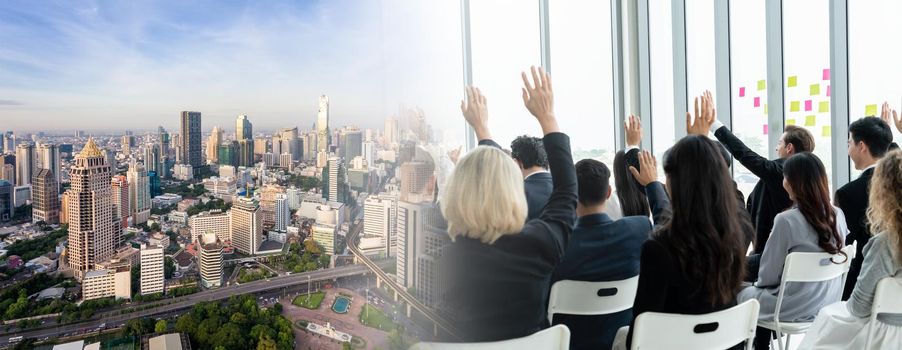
[781, 244, 855, 283]
[870, 276, 902, 323]
[630, 300, 760, 350]
[547, 276, 639, 323]
[409, 324, 571, 350]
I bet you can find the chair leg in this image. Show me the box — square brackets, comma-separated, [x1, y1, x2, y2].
[776, 332, 784, 350]
[785, 334, 791, 350]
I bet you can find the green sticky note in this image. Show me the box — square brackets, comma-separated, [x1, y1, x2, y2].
[788, 76, 798, 87]
[865, 104, 878, 116]
[810, 84, 820, 96]
[822, 126, 832, 137]
[819, 101, 829, 113]
[790, 101, 800, 112]
[757, 80, 766, 91]
[805, 115, 816, 126]
[787, 119, 797, 125]
[764, 104, 768, 114]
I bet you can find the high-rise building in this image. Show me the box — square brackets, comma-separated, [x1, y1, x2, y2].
[198, 232, 223, 289]
[121, 135, 134, 154]
[236, 115, 253, 140]
[148, 170, 161, 197]
[231, 197, 262, 255]
[399, 161, 435, 203]
[311, 223, 337, 255]
[83, 259, 131, 301]
[274, 193, 289, 232]
[111, 175, 129, 229]
[206, 126, 222, 164]
[32, 169, 60, 224]
[143, 144, 162, 176]
[158, 127, 171, 178]
[279, 153, 292, 169]
[322, 157, 347, 203]
[2, 132, 14, 154]
[0, 180, 13, 222]
[253, 138, 268, 156]
[140, 245, 165, 295]
[395, 202, 449, 306]
[105, 149, 118, 174]
[15, 143, 35, 186]
[341, 128, 363, 161]
[127, 161, 151, 226]
[286, 187, 302, 210]
[237, 139, 254, 167]
[67, 138, 116, 279]
[179, 111, 203, 168]
[37, 143, 60, 193]
[362, 141, 376, 166]
[384, 117, 399, 146]
[316, 95, 330, 154]
[59, 191, 69, 224]
[190, 210, 231, 243]
[259, 185, 284, 230]
[217, 141, 238, 167]
[278, 127, 301, 161]
[363, 195, 396, 257]
[0, 154, 15, 184]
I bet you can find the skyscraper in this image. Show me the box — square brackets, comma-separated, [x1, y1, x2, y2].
[198, 232, 223, 289]
[218, 141, 238, 167]
[206, 126, 222, 164]
[32, 169, 60, 224]
[363, 194, 396, 257]
[274, 193, 289, 232]
[2, 132, 14, 154]
[323, 157, 347, 203]
[179, 111, 202, 168]
[127, 161, 151, 225]
[0, 154, 15, 184]
[316, 95, 330, 154]
[37, 143, 60, 193]
[143, 144, 162, 175]
[253, 138, 268, 156]
[362, 141, 376, 165]
[237, 139, 254, 167]
[384, 116, 399, 146]
[236, 115, 252, 140]
[140, 245, 165, 295]
[111, 175, 129, 229]
[259, 185, 284, 230]
[231, 197, 262, 255]
[15, 143, 35, 186]
[158, 127, 171, 178]
[67, 138, 116, 279]
[341, 128, 362, 161]
[0, 180, 11, 222]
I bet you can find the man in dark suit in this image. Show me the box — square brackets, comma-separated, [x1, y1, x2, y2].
[551, 158, 668, 350]
[511, 135, 553, 221]
[837, 110, 898, 300]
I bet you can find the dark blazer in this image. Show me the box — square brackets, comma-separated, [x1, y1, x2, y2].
[551, 181, 669, 350]
[714, 126, 792, 253]
[440, 132, 577, 342]
[835, 167, 874, 300]
[524, 172, 553, 221]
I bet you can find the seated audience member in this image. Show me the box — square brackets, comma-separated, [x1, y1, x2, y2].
[612, 132, 748, 349]
[615, 115, 651, 219]
[800, 150, 902, 349]
[550, 156, 667, 350]
[509, 135, 553, 221]
[836, 107, 896, 300]
[738, 152, 849, 349]
[439, 67, 578, 342]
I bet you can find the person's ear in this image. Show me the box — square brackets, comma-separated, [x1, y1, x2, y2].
[606, 186, 612, 199]
[786, 143, 795, 155]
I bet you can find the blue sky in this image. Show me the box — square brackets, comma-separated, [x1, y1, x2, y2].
[0, 0, 393, 132]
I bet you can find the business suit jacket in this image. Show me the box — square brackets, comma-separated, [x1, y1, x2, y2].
[551, 182, 669, 350]
[835, 167, 874, 300]
[440, 132, 578, 342]
[524, 172, 553, 221]
[714, 126, 792, 253]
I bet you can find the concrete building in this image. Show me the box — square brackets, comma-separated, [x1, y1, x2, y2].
[316, 95, 330, 154]
[205, 126, 222, 164]
[179, 111, 202, 168]
[0, 180, 11, 222]
[363, 194, 396, 257]
[140, 245, 164, 295]
[286, 186, 303, 210]
[311, 223, 338, 256]
[323, 157, 347, 203]
[67, 138, 116, 279]
[172, 164, 193, 181]
[273, 193, 289, 232]
[399, 161, 434, 203]
[111, 175, 130, 229]
[15, 143, 35, 187]
[189, 210, 230, 243]
[127, 161, 151, 225]
[198, 232, 223, 289]
[230, 197, 262, 255]
[31, 168, 60, 224]
[36, 143, 61, 193]
[83, 259, 131, 300]
[258, 185, 284, 230]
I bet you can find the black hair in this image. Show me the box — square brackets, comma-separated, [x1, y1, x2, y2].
[849, 117, 894, 158]
[575, 159, 611, 207]
[510, 135, 548, 169]
[613, 150, 650, 217]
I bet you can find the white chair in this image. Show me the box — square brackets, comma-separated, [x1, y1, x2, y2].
[409, 324, 571, 350]
[547, 276, 639, 324]
[758, 244, 856, 350]
[630, 299, 760, 350]
[864, 276, 902, 349]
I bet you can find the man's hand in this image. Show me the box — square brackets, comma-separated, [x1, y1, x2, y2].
[461, 86, 491, 140]
[625, 114, 642, 147]
[686, 90, 716, 136]
[880, 102, 902, 134]
[628, 150, 658, 187]
[447, 146, 462, 165]
[521, 66, 560, 135]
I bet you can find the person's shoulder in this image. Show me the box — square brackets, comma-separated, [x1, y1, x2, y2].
[773, 208, 803, 227]
[617, 215, 654, 232]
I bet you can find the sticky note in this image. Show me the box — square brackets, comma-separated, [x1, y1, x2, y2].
[754, 97, 761, 107]
[819, 101, 830, 113]
[805, 100, 813, 111]
[763, 124, 769, 135]
[739, 87, 746, 97]
[826, 85, 831, 97]
[810, 84, 821, 96]
[788, 76, 798, 87]
[757, 80, 766, 91]
[805, 115, 816, 126]
[866, 104, 878, 116]
[790, 101, 800, 112]
[823, 68, 830, 80]
[764, 104, 768, 114]
[822, 126, 832, 137]
[787, 119, 797, 125]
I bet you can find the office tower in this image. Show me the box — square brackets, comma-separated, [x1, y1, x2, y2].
[67, 138, 116, 279]
[0, 180, 12, 222]
[286, 187, 302, 210]
[341, 128, 362, 161]
[206, 126, 222, 164]
[384, 117, 399, 146]
[105, 149, 118, 174]
[237, 139, 254, 167]
[271, 134, 282, 157]
[396, 203, 449, 307]
[31, 169, 60, 224]
[316, 95, 330, 154]
[59, 192, 69, 224]
[278, 127, 301, 161]
[2, 132, 14, 153]
[74, 130, 83, 138]
[111, 175, 129, 229]
[274, 193, 289, 232]
[399, 161, 434, 203]
[143, 144, 161, 175]
[217, 141, 238, 167]
[172, 164, 193, 181]
[262, 153, 275, 167]
[236, 115, 252, 140]
[253, 138, 268, 156]
[140, 245, 165, 295]
[198, 232, 223, 289]
[322, 157, 347, 203]
[158, 127, 171, 178]
[120, 135, 132, 154]
[84, 259, 131, 300]
[364, 194, 396, 256]
[362, 141, 376, 165]
[37, 143, 60, 193]
[259, 185, 284, 230]
[279, 153, 292, 169]
[311, 223, 338, 255]
[179, 111, 202, 167]
[231, 197, 262, 255]
[127, 161, 151, 226]
[0, 154, 15, 184]
[15, 143, 35, 186]
[303, 132, 316, 161]
[190, 210, 231, 242]
[148, 171, 161, 197]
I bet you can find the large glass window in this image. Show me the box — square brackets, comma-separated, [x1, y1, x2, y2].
[729, 0, 769, 199]
[469, 0, 542, 148]
[685, 0, 717, 108]
[548, 0, 615, 164]
[650, 0, 676, 163]
[783, 0, 833, 188]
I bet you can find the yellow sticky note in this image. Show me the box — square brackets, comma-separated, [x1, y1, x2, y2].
[788, 76, 798, 87]
[819, 101, 830, 113]
[810, 84, 820, 96]
[757, 80, 766, 91]
[790, 101, 800, 112]
[822, 126, 832, 137]
[865, 104, 878, 116]
[787, 119, 797, 125]
[805, 115, 816, 126]
[764, 104, 768, 114]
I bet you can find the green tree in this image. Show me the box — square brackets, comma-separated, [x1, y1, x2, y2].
[175, 314, 198, 334]
[257, 333, 277, 350]
[164, 257, 176, 279]
[303, 239, 323, 255]
[154, 319, 168, 333]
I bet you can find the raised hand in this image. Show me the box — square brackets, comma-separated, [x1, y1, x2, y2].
[625, 114, 642, 147]
[628, 150, 658, 186]
[880, 102, 902, 134]
[461, 86, 491, 140]
[686, 90, 717, 136]
[447, 146, 462, 165]
[521, 66, 560, 135]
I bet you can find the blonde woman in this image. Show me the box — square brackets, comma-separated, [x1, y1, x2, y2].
[800, 149, 902, 349]
[439, 66, 577, 342]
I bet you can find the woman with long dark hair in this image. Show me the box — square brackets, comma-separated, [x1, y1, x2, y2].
[739, 152, 849, 349]
[613, 149, 650, 217]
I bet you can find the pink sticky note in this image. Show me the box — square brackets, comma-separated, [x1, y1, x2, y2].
[754, 97, 761, 107]
[763, 124, 769, 135]
[739, 87, 746, 97]
[826, 85, 831, 97]
[823, 69, 830, 80]
[805, 100, 813, 111]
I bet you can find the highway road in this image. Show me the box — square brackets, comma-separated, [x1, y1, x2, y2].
[0, 262, 389, 348]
